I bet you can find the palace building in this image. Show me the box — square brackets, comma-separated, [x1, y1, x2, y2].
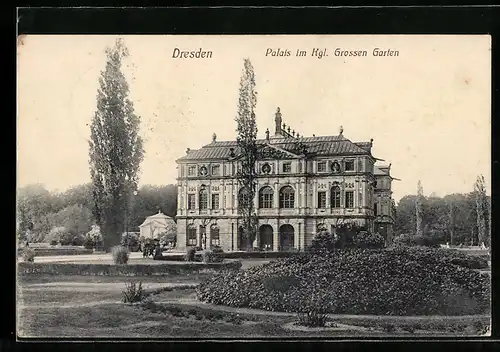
[175, 108, 397, 252]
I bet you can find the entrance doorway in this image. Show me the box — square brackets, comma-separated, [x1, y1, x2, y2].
[279, 224, 295, 251]
[259, 225, 274, 250]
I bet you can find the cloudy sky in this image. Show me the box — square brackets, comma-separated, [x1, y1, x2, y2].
[17, 35, 491, 202]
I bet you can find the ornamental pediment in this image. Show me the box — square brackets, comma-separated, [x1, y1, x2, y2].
[256, 144, 299, 160]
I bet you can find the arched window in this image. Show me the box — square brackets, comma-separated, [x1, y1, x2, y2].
[331, 186, 341, 208]
[238, 187, 251, 209]
[199, 185, 208, 210]
[279, 186, 295, 209]
[259, 186, 274, 208]
[187, 225, 197, 246]
[210, 225, 220, 246]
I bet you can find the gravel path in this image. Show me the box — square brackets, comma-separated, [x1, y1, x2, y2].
[153, 299, 490, 322]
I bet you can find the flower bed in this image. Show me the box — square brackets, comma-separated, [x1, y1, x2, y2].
[196, 249, 490, 316]
[18, 260, 242, 276]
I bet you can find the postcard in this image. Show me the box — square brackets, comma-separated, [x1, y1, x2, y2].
[17, 34, 491, 339]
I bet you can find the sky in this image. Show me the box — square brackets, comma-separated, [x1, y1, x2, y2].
[17, 35, 491, 202]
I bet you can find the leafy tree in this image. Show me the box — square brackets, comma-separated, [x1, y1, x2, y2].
[45, 226, 72, 245]
[129, 184, 177, 230]
[394, 195, 418, 235]
[88, 38, 144, 251]
[474, 175, 488, 246]
[234, 58, 258, 250]
[58, 183, 93, 210]
[17, 184, 55, 238]
[51, 204, 93, 238]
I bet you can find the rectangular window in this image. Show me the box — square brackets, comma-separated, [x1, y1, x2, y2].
[317, 162, 327, 173]
[259, 188, 274, 209]
[317, 191, 327, 208]
[279, 187, 295, 209]
[374, 202, 378, 217]
[212, 194, 220, 209]
[187, 227, 197, 246]
[188, 165, 196, 176]
[210, 227, 220, 246]
[345, 191, 354, 208]
[283, 162, 291, 173]
[211, 165, 220, 176]
[345, 160, 355, 171]
[187, 194, 196, 210]
[331, 187, 341, 208]
[199, 192, 208, 210]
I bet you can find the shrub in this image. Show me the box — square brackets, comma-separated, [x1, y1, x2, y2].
[202, 249, 223, 263]
[46, 226, 71, 245]
[22, 248, 35, 262]
[82, 236, 94, 250]
[296, 301, 328, 328]
[185, 247, 196, 262]
[385, 246, 488, 270]
[122, 281, 146, 303]
[400, 324, 415, 333]
[212, 246, 224, 254]
[353, 231, 385, 249]
[381, 323, 396, 333]
[121, 232, 140, 252]
[196, 249, 490, 316]
[393, 233, 440, 248]
[307, 230, 338, 254]
[50, 240, 59, 246]
[153, 245, 163, 259]
[202, 249, 214, 263]
[70, 234, 84, 246]
[112, 246, 129, 264]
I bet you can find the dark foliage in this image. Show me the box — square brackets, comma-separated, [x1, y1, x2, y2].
[185, 247, 196, 262]
[394, 233, 446, 248]
[122, 281, 146, 303]
[197, 249, 490, 316]
[18, 261, 242, 276]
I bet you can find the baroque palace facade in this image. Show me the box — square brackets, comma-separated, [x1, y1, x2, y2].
[175, 108, 397, 252]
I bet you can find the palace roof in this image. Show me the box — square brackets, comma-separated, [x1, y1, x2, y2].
[177, 134, 373, 162]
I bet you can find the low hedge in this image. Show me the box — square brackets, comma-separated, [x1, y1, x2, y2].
[18, 260, 242, 276]
[197, 249, 490, 316]
[155, 251, 301, 262]
[23, 248, 94, 257]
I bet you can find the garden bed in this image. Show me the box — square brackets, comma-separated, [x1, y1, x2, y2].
[18, 260, 242, 277]
[197, 248, 491, 316]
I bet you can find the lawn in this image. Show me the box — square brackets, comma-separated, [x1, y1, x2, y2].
[17, 273, 490, 338]
[18, 275, 377, 338]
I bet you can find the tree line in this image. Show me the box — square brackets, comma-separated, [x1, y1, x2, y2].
[394, 175, 490, 246]
[16, 183, 177, 244]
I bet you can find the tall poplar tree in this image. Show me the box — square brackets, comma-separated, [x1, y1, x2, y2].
[473, 174, 488, 246]
[235, 59, 258, 250]
[88, 38, 144, 251]
[448, 200, 456, 245]
[415, 180, 424, 236]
